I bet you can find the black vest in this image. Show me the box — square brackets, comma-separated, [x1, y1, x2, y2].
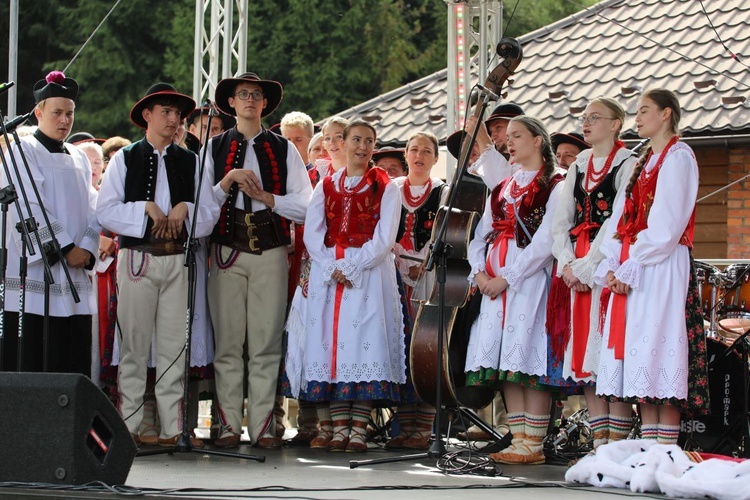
[396, 183, 446, 252]
[120, 139, 196, 249]
[210, 127, 291, 245]
[570, 159, 623, 243]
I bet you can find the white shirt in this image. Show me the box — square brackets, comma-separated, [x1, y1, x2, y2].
[96, 140, 220, 240]
[204, 130, 312, 224]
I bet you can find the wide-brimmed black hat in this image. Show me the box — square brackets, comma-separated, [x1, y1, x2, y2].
[445, 130, 467, 160]
[184, 131, 201, 155]
[186, 105, 235, 131]
[214, 72, 283, 118]
[130, 83, 195, 130]
[485, 103, 524, 126]
[551, 131, 590, 152]
[372, 148, 406, 167]
[66, 132, 105, 146]
[33, 71, 78, 103]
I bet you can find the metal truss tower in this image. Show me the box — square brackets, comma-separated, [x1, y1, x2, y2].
[192, 0, 249, 104]
[445, 1, 503, 170]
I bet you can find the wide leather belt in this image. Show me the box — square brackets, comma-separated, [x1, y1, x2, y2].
[129, 232, 186, 256]
[227, 208, 285, 255]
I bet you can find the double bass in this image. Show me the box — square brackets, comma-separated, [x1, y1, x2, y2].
[410, 38, 523, 409]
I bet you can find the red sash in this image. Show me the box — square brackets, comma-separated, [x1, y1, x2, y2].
[569, 221, 600, 377]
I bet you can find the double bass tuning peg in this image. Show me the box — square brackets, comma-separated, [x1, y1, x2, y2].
[501, 92, 508, 99]
[507, 79, 514, 86]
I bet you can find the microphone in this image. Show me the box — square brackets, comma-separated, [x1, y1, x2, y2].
[476, 84, 500, 101]
[2, 111, 32, 133]
[630, 139, 649, 155]
[205, 98, 220, 117]
[0, 81, 15, 96]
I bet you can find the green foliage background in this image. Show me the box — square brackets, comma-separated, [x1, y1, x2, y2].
[0, 0, 595, 140]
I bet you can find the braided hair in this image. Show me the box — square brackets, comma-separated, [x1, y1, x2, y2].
[624, 88, 681, 198]
[510, 115, 557, 187]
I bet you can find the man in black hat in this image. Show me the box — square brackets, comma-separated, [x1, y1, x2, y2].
[203, 72, 311, 449]
[1, 71, 100, 375]
[96, 83, 219, 447]
[187, 105, 234, 146]
[551, 131, 590, 170]
[373, 148, 407, 178]
[465, 102, 524, 189]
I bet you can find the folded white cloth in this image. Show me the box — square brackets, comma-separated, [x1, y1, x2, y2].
[566, 439, 750, 499]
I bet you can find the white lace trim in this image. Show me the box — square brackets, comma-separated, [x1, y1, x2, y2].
[336, 258, 363, 288]
[570, 254, 596, 287]
[594, 256, 620, 286]
[614, 259, 643, 290]
[321, 259, 337, 286]
[557, 248, 577, 275]
[468, 264, 485, 284]
[498, 264, 521, 289]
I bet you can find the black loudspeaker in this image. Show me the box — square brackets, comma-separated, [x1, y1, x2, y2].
[0, 372, 136, 485]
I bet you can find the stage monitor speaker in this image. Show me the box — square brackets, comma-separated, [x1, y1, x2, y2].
[0, 372, 136, 485]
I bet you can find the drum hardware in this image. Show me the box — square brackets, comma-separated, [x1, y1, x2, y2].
[680, 327, 750, 458]
[543, 409, 592, 464]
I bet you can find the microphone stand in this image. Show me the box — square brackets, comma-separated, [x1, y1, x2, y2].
[350, 87, 504, 468]
[137, 103, 264, 462]
[0, 110, 78, 373]
[0, 112, 35, 371]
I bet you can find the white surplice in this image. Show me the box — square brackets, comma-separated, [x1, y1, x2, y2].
[1, 137, 100, 316]
[464, 168, 563, 377]
[593, 142, 697, 400]
[550, 148, 636, 381]
[286, 169, 406, 398]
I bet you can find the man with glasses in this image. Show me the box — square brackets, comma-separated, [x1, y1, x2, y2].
[204, 73, 312, 449]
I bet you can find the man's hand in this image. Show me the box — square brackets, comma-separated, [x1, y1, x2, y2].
[166, 202, 188, 239]
[145, 201, 168, 239]
[65, 246, 92, 268]
[465, 115, 493, 152]
[99, 235, 117, 260]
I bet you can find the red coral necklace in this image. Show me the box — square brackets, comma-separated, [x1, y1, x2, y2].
[403, 177, 432, 208]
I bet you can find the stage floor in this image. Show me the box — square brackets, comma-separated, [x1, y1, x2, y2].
[0, 434, 660, 500]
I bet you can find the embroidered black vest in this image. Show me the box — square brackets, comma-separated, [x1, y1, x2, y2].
[488, 173, 564, 249]
[120, 139, 196, 249]
[570, 160, 622, 244]
[210, 127, 291, 245]
[396, 183, 446, 252]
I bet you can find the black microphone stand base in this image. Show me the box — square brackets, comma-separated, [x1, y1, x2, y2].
[136, 431, 266, 462]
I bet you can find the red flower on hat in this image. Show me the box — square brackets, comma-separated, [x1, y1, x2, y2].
[46, 71, 66, 84]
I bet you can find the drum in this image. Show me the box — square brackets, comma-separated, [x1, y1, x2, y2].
[678, 337, 748, 454]
[719, 263, 750, 333]
[694, 261, 723, 318]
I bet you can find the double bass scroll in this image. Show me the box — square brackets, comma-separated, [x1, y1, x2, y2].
[410, 38, 523, 409]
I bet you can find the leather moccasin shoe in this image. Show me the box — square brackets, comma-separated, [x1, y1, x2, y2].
[255, 436, 283, 449]
[158, 434, 206, 449]
[214, 431, 241, 448]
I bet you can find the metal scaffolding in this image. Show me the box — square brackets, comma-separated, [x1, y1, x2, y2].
[445, 0, 503, 173]
[192, 0, 249, 104]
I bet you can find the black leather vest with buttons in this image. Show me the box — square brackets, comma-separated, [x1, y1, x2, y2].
[119, 138, 196, 249]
